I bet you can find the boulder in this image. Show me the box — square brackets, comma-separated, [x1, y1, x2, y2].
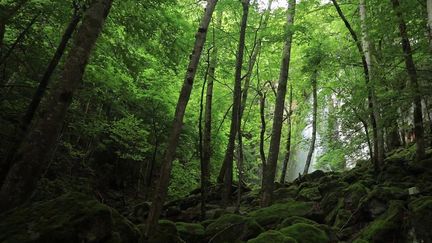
[297, 187, 322, 202]
[0, 192, 140, 243]
[248, 200, 321, 227]
[409, 196, 432, 243]
[355, 200, 406, 242]
[176, 222, 205, 242]
[247, 230, 297, 243]
[279, 223, 330, 243]
[205, 214, 263, 242]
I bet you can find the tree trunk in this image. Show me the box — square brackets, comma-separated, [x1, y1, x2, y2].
[144, 0, 217, 236]
[331, 0, 380, 173]
[391, 0, 426, 161]
[201, 11, 221, 219]
[0, 10, 81, 184]
[280, 84, 293, 183]
[221, 0, 250, 206]
[261, 0, 296, 207]
[259, 91, 267, 176]
[303, 70, 318, 175]
[0, 0, 112, 212]
[359, 0, 385, 164]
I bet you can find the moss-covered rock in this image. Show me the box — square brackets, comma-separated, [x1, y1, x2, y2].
[344, 182, 368, 210]
[278, 216, 318, 229]
[143, 219, 184, 243]
[279, 223, 330, 243]
[176, 222, 205, 242]
[355, 200, 406, 242]
[248, 200, 317, 227]
[0, 192, 140, 243]
[247, 230, 297, 243]
[297, 187, 321, 201]
[273, 186, 299, 202]
[205, 213, 263, 242]
[409, 196, 432, 242]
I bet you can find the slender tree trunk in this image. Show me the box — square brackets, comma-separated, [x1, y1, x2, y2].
[201, 11, 221, 219]
[303, 70, 318, 175]
[359, 0, 385, 164]
[145, 0, 217, 236]
[427, 0, 432, 50]
[331, 0, 380, 172]
[391, 0, 426, 161]
[0, 11, 81, 183]
[0, 0, 112, 212]
[259, 91, 267, 173]
[280, 84, 293, 183]
[261, 0, 296, 207]
[221, 0, 250, 206]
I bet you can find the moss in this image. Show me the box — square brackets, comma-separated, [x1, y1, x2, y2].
[333, 209, 351, 228]
[357, 200, 405, 242]
[273, 186, 299, 202]
[297, 187, 321, 201]
[344, 182, 368, 209]
[279, 223, 330, 243]
[205, 214, 263, 242]
[176, 222, 204, 242]
[409, 196, 432, 242]
[248, 200, 315, 227]
[0, 192, 140, 243]
[146, 220, 182, 243]
[278, 216, 318, 229]
[247, 230, 297, 243]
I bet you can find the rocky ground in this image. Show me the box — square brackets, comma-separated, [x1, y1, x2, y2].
[1, 146, 432, 242]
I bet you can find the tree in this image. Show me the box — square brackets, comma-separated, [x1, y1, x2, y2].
[280, 84, 293, 183]
[331, 0, 382, 172]
[303, 67, 319, 175]
[0, 0, 113, 212]
[0, 5, 81, 184]
[221, 0, 250, 206]
[144, 0, 218, 236]
[390, 0, 426, 161]
[261, 0, 296, 207]
[200, 10, 222, 219]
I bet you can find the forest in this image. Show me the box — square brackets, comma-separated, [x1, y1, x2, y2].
[0, 0, 432, 242]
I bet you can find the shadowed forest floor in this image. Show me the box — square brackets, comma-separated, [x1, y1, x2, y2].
[1, 146, 431, 242]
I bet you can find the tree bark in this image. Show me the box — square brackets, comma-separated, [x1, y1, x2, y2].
[145, 0, 217, 236]
[331, 0, 380, 173]
[261, 0, 296, 207]
[391, 0, 426, 161]
[0, 10, 81, 184]
[280, 84, 293, 183]
[221, 0, 250, 206]
[0, 0, 112, 212]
